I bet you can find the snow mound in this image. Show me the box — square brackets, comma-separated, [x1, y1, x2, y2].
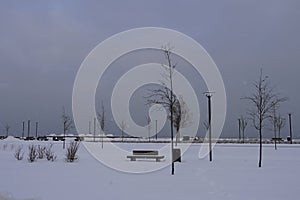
[3, 136, 20, 142]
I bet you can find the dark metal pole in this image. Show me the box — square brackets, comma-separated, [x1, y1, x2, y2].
[288, 113, 292, 144]
[238, 118, 241, 141]
[35, 122, 38, 138]
[89, 121, 91, 134]
[206, 94, 212, 162]
[155, 120, 158, 140]
[22, 121, 25, 138]
[27, 120, 30, 138]
[94, 118, 96, 142]
[148, 119, 151, 143]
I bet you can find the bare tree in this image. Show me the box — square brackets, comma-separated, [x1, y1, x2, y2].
[146, 115, 152, 142]
[62, 107, 74, 149]
[243, 69, 287, 167]
[5, 124, 10, 137]
[269, 104, 279, 150]
[172, 96, 192, 146]
[98, 102, 106, 134]
[240, 116, 248, 144]
[146, 45, 176, 175]
[120, 120, 126, 142]
[97, 101, 106, 148]
[276, 114, 285, 140]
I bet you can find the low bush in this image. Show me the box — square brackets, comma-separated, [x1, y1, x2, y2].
[14, 145, 24, 161]
[66, 141, 79, 162]
[37, 145, 46, 159]
[28, 145, 37, 162]
[45, 144, 56, 162]
[2, 143, 7, 151]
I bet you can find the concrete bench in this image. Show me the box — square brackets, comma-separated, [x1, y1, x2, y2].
[127, 150, 164, 162]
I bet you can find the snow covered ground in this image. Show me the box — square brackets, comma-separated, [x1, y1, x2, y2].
[0, 137, 300, 200]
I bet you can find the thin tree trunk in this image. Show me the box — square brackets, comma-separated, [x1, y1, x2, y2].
[259, 128, 262, 168]
[273, 109, 277, 150]
[274, 132, 277, 150]
[63, 127, 66, 149]
[171, 104, 174, 175]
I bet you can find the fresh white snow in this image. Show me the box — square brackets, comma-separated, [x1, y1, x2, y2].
[0, 138, 299, 200]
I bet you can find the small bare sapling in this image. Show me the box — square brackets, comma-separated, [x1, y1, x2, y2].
[14, 145, 24, 160]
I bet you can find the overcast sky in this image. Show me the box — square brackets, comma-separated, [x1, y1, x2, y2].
[0, 0, 299, 138]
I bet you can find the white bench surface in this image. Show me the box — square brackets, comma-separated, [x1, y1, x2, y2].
[127, 155, 164, 159]
[127, 155, 165, 162]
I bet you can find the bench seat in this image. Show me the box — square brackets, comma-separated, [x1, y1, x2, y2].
[127, 155, 164, 162]
[132, 150, 158, 155]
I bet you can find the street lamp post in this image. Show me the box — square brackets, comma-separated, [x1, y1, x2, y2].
[205, 93, 213, 162]
[155, 120, 158, 140]
[288, 113, 292, 144]
[27, 120, 30, 138]
[238, 118, 241, 141]
[35, 122, 38, 138]
[22, 121, 25, 139]
[94, 117, 96, 142]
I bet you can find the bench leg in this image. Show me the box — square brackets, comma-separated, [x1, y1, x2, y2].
[131, 158, 136, 161]
[156, 158, 160, 162]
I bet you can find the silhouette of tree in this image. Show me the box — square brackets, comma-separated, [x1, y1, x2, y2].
[62, 107, 74, 149]
[243, 69, 287, 167]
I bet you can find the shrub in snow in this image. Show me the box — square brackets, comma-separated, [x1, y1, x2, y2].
[66, 141, 79, 162]
[37, 145, 46, 159]
[45, 144, 56, 162]
[28, 145, 37, 162]
[2, 143, 8, 151]
[14, 145, 24, 161]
